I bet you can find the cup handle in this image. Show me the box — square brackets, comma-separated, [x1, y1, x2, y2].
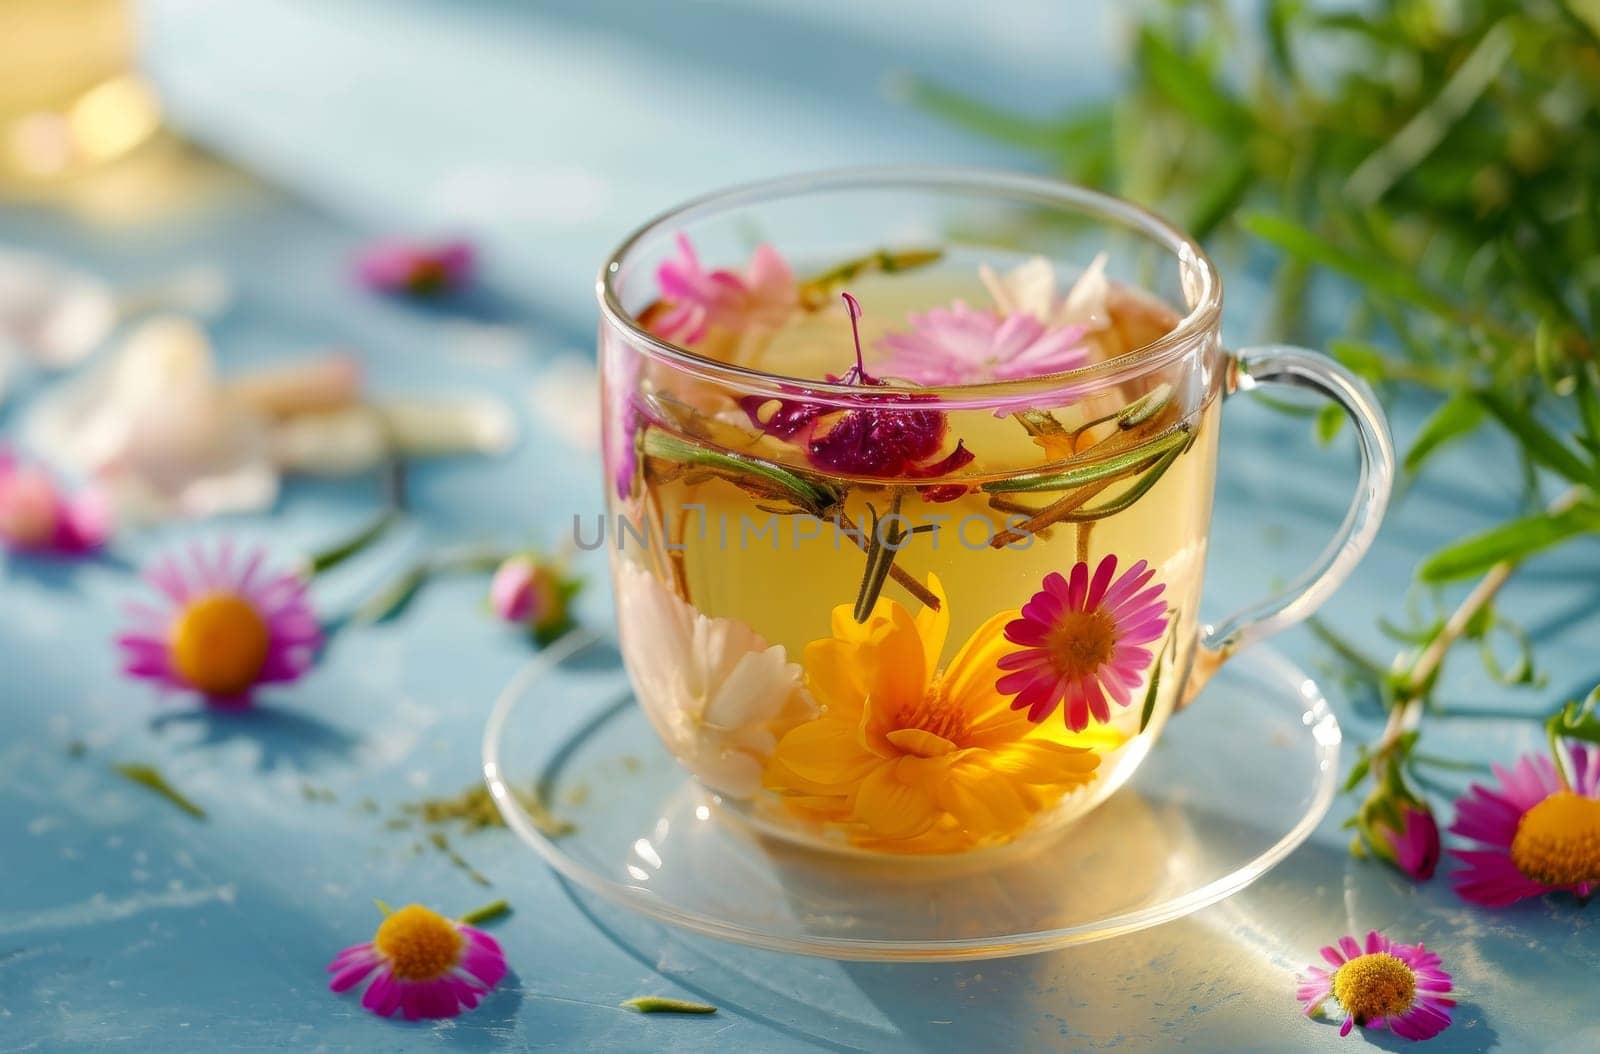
[1181, 344, 1396, 706]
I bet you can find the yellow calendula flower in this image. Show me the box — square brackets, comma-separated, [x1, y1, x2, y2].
[764, 576, 1103, 853]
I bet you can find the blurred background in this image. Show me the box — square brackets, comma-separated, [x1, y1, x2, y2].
[2, 0, 1106, 323]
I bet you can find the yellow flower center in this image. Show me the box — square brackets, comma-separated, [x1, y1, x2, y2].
[889, 680, 970, 750]
[170, 594, 271, 697]
[374, 904, 464, 981]
[1046, 608, 1117, 678]
[1509, 791, 1600, 886]
[1332, 952, 1416, 1024]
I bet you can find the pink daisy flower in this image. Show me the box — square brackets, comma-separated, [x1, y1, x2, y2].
[328, 903, 507, 1021]
[651, 233, 797, 345]
[1449, 744, 1600, 906]
[1297, 930, 1454, 1041]
[877, 300, 1092, 386]
[117, 539, 323, 707]
[0, 447, 110, 556]
[995, 556, 1168, 731]
[353, 238, 475, 297]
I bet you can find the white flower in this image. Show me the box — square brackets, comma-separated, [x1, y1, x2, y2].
[25, 315, 516, 521]
[979, 252, 1111, 332]
[615, 560, 813, 799]
[25, 316, 278, 521]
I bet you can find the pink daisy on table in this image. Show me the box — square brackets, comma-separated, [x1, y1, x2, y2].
[1449, 744, 1600, 906]
[117, 539, 323, 707]
[877, 300, 1092, 386]
[995, 556, 1168, 731]
[328, 903, 507, 1021]
[1297, 930, 1454, 1041]
[353, 238, 475, 297]
[0, 447, 110, 556]
[651, 232, 797, 345]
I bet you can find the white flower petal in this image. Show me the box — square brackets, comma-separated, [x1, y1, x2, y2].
[374, 397, 516, 457]
[23, 316, 279, 522]
[613, 561, 805, 799]
[0, 249, 117, 369]
[529, 359, 601, 451]
[1057, 251, 1111, 331]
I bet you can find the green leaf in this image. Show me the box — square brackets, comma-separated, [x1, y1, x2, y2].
[1241, 213, 1462, 320]
[1547, 685, 1600, 746]
[1186, 158, 1256, 242]
[113, 763, 206, 820]
[304, 511, 398, 577]
[1473, 390, 1595, 484]
[1419, 503, 1600, 582]
[895, 76, 1074, 153]
[1477, 615, 1541, 687]
[355, 563, 432, 624]
[1314, 402, 1346, 445]
[622, 997, 718, 1015]
[1404, 392, 1485, 473]
[1134, 26, 1255, 136]
[1137, 615, 1178, 733]
[459, 900, 511, 926]
[1327, 339, 1391, 383]
[1576, 366, 1600, 455]
[1342, 751, 1372, 793]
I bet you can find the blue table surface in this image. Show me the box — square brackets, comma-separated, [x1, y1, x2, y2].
[3, 2, 1597, 1051]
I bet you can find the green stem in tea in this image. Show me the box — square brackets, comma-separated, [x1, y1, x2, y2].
[1138, 612, 1180, 733]
[835, 507, 941, 611]
[982, 426, 1190, 494]
[797, 247, 945, 310]
[991, 476, 1121, 548]
[989, 432, 1189, 548]
[853, 490, 916, 622]
[643, 429, 842, 516]
[1052, 439, 1189, 524]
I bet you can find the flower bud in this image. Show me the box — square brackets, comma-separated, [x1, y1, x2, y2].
[1361, 793, 1441, 881]
[490, 553, 581, 645]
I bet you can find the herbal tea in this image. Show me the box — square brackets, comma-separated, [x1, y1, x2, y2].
[603, 237, 1223, 856]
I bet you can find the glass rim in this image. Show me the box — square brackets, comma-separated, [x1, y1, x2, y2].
[596, 165, 1223, 407]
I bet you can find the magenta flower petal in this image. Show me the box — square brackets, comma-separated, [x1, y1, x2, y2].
[0, 448, 111, 557]
[649, 232, 796, 345]
[877, 300, 1092, 386]
[996, 555, 1169, 731]
[1387, 802, 1443, 880]
[738, 295, 975, 488]
[1448, 744, 1600, 906]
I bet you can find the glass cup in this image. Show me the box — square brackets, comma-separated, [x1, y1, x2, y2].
[596, 168, 1392, 858]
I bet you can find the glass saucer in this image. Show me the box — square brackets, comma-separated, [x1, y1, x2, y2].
[482, 631, 1340, 962]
